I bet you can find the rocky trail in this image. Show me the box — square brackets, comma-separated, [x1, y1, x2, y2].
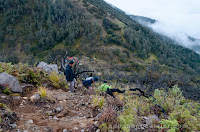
[0, 84, 101, 132]
[1, 62, 198, 132]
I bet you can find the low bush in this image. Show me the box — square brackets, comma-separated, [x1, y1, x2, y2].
[0, 63, 48, 86]
[49, 71, 67, 89]
[92, 95, 105, 109]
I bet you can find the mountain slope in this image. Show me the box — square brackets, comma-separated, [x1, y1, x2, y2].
[0, 0, 200, 87]
[129, 14, 200, 55]
[130, 15, 157, 24]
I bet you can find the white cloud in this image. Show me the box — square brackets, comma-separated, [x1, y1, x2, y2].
[104, 0, 200, 52]
[104, 0, 200, 37]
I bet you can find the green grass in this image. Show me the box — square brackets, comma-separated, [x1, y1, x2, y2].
[37, 86, 47, 98]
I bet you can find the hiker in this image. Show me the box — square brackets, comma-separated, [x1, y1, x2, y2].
[65, 60, 76, 93]
[99, 81, 126, 98]
[82, 77, 98, 93]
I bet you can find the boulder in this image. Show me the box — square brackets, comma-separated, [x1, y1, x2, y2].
[37, 61, 58, 74]
[146, 115, 160, 125]
[0, 72, 22, 93]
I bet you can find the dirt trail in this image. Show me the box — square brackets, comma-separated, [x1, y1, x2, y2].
[1, 85, 100, 132]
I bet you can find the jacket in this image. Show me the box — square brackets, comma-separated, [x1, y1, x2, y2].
[65, 65, 75, 81]
[100, 83, 112, 92]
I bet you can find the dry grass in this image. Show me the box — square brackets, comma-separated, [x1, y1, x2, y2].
[37, 86, 47, 98]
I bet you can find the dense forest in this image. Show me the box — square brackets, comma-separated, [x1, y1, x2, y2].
[0, 0, 200, 99]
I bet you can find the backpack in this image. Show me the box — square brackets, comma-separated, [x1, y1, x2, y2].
[86, 77, 93, 81]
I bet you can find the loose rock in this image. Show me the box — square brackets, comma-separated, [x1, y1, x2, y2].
[1, 96, 7, 99]
[73, 127, 78, 130]
[45, 111, 53, 116]
[96, 129, 100, 132]
[63, 129, 68, 132]
[53, 116, 59, 120]
[94, 121, 100, 127]
[30, 94, 40, 102]
[10, 124, 17, 129]
[55, 107, 63, 113]
[23, 97, 28, 100]
[27, 120, 34, 124]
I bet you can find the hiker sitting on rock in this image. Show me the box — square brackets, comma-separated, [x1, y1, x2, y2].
[82, 77, 98, 94]
[65, 60, 76, 93]
[99, 81, 126, 98]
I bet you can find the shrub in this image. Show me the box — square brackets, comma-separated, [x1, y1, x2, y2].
[169, 107, 199, 131]
[118, 114, 135, 132]
[49, 71, 67, 89]
[118, 98, 138, 132]
[99, 107, 118, 131]
[92, 95, 105, 109]
[158, 118, 179, 132]
[154, 86, 200, 131]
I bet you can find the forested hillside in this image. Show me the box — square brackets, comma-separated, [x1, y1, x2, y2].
[130, 15, 156, 24]
[0, 0, 200, 99]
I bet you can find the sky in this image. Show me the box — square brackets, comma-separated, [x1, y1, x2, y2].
[104, 0, 200, 48]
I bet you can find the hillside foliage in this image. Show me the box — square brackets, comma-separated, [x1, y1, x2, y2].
[0, 0, 199, 75]
[0, 0, 200, 100]
[0, 63, 200, 131]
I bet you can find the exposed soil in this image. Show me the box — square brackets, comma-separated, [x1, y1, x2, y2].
[0, 84, 100, 132]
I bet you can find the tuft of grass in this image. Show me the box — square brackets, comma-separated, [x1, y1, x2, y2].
[37, 86, 47, 98]
[3, 87, 12, 95]
[0, 103, 12, 113]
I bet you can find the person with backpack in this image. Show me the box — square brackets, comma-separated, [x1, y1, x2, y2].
[82, 77, 98, 94]
[65, 60, 76, 93]
[99, 81, 126, 98]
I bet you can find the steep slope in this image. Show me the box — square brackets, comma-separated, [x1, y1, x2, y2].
[0, 63, 200, 131]
[0, 0, 200, 101]
[0, 0, 199, 75]
[187, 35, 200, 54]
[84, 0, 200, 75]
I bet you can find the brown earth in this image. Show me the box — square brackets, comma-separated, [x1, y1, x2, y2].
[0, 84, 101, 132]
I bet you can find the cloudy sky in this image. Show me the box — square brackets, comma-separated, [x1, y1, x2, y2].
[104, 0, 200, 46]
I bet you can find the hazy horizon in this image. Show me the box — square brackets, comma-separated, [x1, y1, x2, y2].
[104, 0, 200, 39]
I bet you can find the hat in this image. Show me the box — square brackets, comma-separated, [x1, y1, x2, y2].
[69, 60, 74, 64]
[103, 81, 107, 83]
[93, 77, 98, 81]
